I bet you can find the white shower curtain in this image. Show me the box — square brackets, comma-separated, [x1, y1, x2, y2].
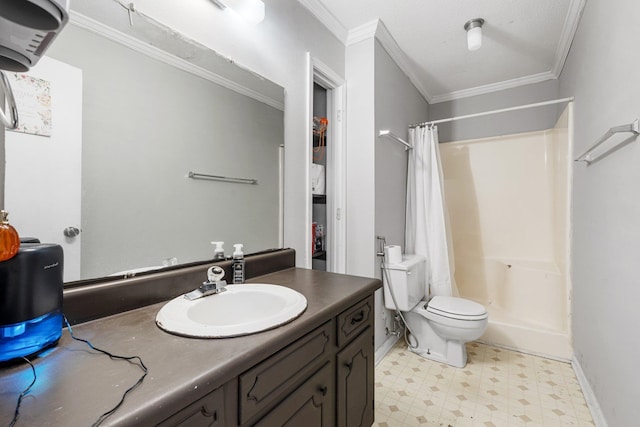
[405, 125, 458, 297]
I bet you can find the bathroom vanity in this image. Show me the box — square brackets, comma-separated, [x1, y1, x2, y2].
[0, 250, 380, 426]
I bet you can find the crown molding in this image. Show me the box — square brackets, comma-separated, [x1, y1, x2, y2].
[429, 0, 585, 103]
[430, 71, 556, 104]
[304, 1, 585, 105]
[345, 19, 556, 105]
[552, 0, 587, 77]
[69, 11, 284, 111]
[372, 20, 434, 103]
[298, 1, 583, 104]
[297, 0, 348, 44]
[345, 19, 434, 102]
[346, 19, 378, 46]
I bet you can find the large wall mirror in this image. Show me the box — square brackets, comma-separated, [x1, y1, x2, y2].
[2, 1, 285, 284]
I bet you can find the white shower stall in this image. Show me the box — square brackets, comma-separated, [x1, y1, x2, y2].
[440, 105, 573, 360]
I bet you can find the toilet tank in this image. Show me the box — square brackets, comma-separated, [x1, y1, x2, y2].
[382, 254, 426, 311]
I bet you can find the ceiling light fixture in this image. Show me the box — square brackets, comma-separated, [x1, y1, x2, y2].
[210, 0, 265, 25]
[464, 18, 485, 51]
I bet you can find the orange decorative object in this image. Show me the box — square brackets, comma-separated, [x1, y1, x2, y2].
[0, 210, 20, 261]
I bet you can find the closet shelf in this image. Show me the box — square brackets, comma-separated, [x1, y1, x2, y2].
[312, 251, 326, 260]
[313, 194, 326, 204]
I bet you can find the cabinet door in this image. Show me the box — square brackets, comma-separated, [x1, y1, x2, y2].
[336, 328, 374, 427]
[157, 386, 224, 427]
[254, 363, 333, 427]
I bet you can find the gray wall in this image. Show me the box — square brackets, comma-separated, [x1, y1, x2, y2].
[47, 25, 283, 278]
[374, 39, 430, 348]
[430, 80, 561, 142]
[559, 0, 640, 425]
[375, 39, 429, 253]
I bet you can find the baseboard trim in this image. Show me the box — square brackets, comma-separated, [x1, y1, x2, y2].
[572, 355, 608, 427]
[375, 334, 401, 366]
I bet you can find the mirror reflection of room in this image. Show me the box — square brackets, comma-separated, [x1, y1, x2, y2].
[2, 12, 284, 282]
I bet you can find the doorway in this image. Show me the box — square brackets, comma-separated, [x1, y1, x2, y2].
[312, 83, 328, 271]
[307, 55, 346, 273]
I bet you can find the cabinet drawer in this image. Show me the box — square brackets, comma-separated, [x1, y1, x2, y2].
[336, 296, 373, 347]
[157, 386, 224, 427]
[239, 321, 333, 425]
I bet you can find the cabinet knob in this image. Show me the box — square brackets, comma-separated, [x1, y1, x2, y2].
[318, 385, 328, 396]
[350, 310, 365, 325]
[344, 362, 353, 371]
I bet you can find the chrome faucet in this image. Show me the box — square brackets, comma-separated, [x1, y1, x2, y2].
[184, 266, 227, 300]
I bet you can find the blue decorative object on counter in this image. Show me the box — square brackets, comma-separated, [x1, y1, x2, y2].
[0, 243, 63, 363]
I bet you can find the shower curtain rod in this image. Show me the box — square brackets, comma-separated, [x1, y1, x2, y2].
[410, 97, 574, 128]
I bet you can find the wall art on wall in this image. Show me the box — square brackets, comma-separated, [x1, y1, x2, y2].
[7, 73, 52, 137]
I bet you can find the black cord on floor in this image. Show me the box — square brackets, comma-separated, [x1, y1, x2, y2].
[8, 357, 36, 427]
[63, 315, 148, 427]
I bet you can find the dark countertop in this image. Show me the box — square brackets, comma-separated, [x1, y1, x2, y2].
[0, 267, 380, 426]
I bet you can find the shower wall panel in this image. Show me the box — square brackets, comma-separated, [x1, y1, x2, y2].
[440, 108, 571, 359]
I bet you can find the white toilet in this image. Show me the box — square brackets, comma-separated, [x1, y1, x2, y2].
[383, 254, 488, 368]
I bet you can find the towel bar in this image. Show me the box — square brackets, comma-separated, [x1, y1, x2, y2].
[575, 119, 639, 165]
[188, 171, 257, 185]
[378, 130, 412, 150]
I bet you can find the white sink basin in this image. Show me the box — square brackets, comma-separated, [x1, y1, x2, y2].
[156, 284, 307, 338]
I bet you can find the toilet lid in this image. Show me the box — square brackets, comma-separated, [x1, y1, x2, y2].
[427, 296, 488, 321]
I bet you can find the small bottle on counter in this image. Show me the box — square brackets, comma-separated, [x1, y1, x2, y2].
[0, 210, 20, 262]
[211, 241, 225, 260]
[232, 243, 245, 284]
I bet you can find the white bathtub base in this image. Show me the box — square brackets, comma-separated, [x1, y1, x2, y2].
[480, 318, 572, 361]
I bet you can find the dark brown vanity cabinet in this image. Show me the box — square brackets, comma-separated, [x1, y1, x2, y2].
[335, 297, 375, 427]
[160, 294, 374, 427]
[158, 386, 225, 427]
[336, 330, 375, 427]
[239, 321, 334, 425]
[243, 295, 374, 426]
[253, 363, 334, 426]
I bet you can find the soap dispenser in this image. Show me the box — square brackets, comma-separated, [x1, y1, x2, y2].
[0, 210, 20, 262]
[211, 241, 225, 260]
[232, 244, 245, 284]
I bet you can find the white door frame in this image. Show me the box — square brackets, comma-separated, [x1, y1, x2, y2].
[306, 53, 346, 273]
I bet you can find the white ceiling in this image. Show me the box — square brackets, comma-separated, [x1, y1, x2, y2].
[298, 0, 585, 103]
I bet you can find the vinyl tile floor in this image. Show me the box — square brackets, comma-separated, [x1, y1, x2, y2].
[374, 340, 595, 427]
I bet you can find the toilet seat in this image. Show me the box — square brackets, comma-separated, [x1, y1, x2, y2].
[426, 296, 488, 321]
